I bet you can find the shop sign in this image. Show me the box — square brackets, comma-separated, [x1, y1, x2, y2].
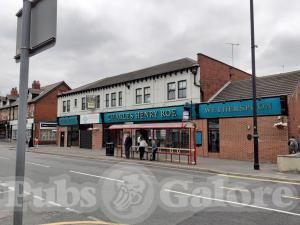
[80, 114, 101, 124]
[40, 122, 57, 129]
[58, 116, 79, 126]
[103, 106, 184, 124]
[86, 95, 96, 109]
[199, 97, 282, 119]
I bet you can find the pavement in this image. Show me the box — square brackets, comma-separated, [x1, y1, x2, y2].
[16, 143, 300, 184]
[0, 142, 300, 225]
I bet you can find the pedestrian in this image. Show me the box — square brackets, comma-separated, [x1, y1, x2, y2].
[124, 134, 132, 159]
[34, 136, 39, 150]
[288, 136, 299, 154]
[28, 137, 33, 149]
[139, 137, 148, 160]
[150, 139, 158, 161]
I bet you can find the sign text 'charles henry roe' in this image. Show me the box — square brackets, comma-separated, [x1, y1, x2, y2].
[104, 106, 183, 123]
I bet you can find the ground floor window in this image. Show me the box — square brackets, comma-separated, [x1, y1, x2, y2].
[40, 129, 56, 141]
[67, 126, 79, 147]
[208, 119, 220, 152]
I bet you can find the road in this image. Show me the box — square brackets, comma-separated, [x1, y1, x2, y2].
[0, 143, 299, 225]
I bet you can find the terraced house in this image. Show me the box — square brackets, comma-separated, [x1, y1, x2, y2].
[0, 81, 70, 144]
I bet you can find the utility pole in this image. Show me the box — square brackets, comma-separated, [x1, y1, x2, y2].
[250, 0, 260, 170]
[14, 0, 32, 224]
[226, 42, 240, 66]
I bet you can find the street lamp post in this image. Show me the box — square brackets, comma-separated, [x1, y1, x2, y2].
[250, 0, 260, 170]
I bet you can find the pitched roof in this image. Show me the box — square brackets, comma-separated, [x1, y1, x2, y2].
[62, 57, 198, 95]
[30, 81, 67, 103]
[211, 70, 300, 102]
[0, 81, 68, 109]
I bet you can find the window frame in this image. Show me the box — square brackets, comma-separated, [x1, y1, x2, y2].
[74, 99, 77, 108]
[178, 80, 187, 99]
[111, 92, 117, 107]
[67, 100, 70, 112]
[144, 87, 151, 103]
[105, 94, 109, 108]
[118, 91, 123, 106]
[167, 82, 176, 100]
[63, 101, 66, 112]
[81, 97, 86, 110]
[136, 88, 142, 104]
[96, 95, 100, 108]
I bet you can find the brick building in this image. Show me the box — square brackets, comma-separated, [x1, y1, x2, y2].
[0, 81, 70, 144]
[57, 53, 250, 151]
[197, 71, 300, 163]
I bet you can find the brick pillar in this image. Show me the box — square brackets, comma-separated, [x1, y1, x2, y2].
[92, 124, 103, 150]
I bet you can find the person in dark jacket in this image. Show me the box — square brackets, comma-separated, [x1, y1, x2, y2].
[124, 135, 132, 159]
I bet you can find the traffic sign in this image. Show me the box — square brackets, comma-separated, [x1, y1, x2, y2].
[15, 0, 57, 61]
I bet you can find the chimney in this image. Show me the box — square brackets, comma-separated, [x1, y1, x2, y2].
[10, 87, 18, 97]
[32, 80, 41, 89]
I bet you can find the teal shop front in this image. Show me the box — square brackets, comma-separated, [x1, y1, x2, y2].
[57, 115, 80, 147]
[102, 105, 197, 164]
[195, 96, 289, 163]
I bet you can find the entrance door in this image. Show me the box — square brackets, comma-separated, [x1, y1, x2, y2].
[60, 132, 65, 147]
[80, 130, 92, 149]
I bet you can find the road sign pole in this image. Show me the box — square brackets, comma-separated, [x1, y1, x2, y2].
[13, 1, 32, 224]
[250, 0, 260, 170]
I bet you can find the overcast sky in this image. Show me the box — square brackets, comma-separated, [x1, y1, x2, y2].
[1, 0, 300, 95]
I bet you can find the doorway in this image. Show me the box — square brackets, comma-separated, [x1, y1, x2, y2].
[60, 132, 65, 147]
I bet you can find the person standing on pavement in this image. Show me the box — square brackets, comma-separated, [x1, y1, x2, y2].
[150, 139, 158, 161]
[34, 137, 39, 150]
[288, 136, 299, 154]
[124, 134, 132, 159]
[139, 137, 148, 160]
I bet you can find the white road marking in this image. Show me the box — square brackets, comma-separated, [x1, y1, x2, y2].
[26, 162, 50, 168]
[69, 170, 124, 183]
[282, 195, 300, 200]
[33, 195, 45, 201]
[48, 201, 62, 207]
[65, 207, 81, 214]
[0, 156, 9, 160]
[219, 186, 250, 192]
[164, 189, 300, 217]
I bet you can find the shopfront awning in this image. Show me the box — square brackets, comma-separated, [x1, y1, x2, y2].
[109, 122, 195, 130]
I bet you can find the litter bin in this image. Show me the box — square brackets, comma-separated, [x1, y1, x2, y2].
[106, 142, 114, 156]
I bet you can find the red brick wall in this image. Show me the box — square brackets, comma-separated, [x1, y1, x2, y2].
[195, 116, 288, 163]
[92, 124, 103, 150]
[198, 54, 251, 102]
[288, 83, 300, 142]
[34, 83, 70, 140]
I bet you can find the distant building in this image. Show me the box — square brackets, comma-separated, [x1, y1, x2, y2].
[198, 71, 300, 163]
[57, 53, 250, 150]
[0, 80, 71, 144]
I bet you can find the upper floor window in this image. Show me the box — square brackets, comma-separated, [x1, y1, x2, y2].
[111, 93, 116, 107]
[105, 94, 109, 108]
[96, 95, 100, 108]
[136, 88, 142, 104]
[63, 101, 66, 112]
[81, 97, 86, 110]
[74, 99, 77, 108]
[178, 80, 187, 99]
[144, 87, 150, 103]
[167, 82, 176, 100]
[67, 100, 70, 112]
[118, 91, 123, 106]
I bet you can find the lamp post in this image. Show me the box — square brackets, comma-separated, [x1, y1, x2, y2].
[250, 0, 260, 170]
